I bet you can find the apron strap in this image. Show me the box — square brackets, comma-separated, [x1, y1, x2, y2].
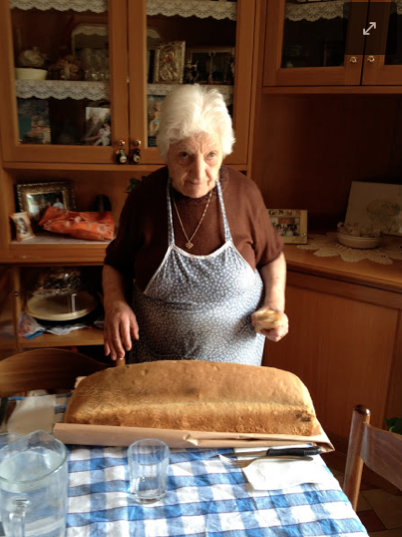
[166, 177, 175, 246]
[216, 178, 233, 243]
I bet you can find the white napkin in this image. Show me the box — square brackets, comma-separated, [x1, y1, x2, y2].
[6, 395, 57, 435]
[234, 447, 339, 491]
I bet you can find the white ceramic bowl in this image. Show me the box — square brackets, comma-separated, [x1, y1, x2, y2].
[336, 232, 381, 249]
[15, 68, 47, 80]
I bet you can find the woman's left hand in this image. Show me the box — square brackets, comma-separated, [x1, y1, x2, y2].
[252, 310, 289, 342]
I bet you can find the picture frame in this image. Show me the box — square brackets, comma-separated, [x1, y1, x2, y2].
[10, 212, 35, 242]
[16, 180, 75, 230]
[153, 41, 186, 84]
[147, 95, 164, 147]
[268, 209, 308, 244]
[17, 98, 51, 145]
[83, 106, 111, 146]
[185, 46, 235, 85]
[345, 181, 402, 236]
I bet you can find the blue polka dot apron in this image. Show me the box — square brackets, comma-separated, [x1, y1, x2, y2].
[129, 178, 265, 365]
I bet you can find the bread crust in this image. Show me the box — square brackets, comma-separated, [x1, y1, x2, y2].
[64, 361, 316, 436]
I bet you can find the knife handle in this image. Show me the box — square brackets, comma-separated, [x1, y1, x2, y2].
[267, 446, 321, 457]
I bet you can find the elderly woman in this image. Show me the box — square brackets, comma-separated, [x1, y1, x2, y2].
[103, 84, 288, 364]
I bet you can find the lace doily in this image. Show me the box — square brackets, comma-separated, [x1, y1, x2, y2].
[147, 0, 237, 21]
[285, 0, 345, 22]
[297, 232, 402, 265]
[15, 80, 109, 100]
[10, 0, 107, 12]
[147, 83, 233, 104]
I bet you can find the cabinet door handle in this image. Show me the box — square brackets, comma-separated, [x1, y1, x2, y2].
[367, 56, 375, 63]
[349, 56, 358, 64]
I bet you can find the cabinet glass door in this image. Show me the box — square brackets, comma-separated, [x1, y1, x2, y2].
[263, 0, 367, 86]
[128, 0, 255, 165]
[0, 0, 128, 163]
[362, 0, 402, 84]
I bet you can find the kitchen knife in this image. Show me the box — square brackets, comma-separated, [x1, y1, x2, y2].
[0, 397, 9, 428]
[212, 446, 321, 458]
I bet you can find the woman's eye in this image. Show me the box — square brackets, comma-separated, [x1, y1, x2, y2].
[179, 152, 189, 159]
[207, 152, 216, 158]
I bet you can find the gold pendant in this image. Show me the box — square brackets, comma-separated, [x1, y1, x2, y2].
[185, 242, 194, 249]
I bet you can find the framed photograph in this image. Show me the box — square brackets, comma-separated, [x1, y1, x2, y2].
[16, 180, 75, 229]
[345, 181, 402, 236]
[153, 41, 186, 84]
[186, 46, 235, 85]
[10, 212, 35, 242]
[147, 95, 164, 147]
[268, 209, 308, 244]
[17, 98, 51, 145]
[83, 106, 111, 146]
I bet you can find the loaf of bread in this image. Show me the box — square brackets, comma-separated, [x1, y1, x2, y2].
[64, 361, 317, 436]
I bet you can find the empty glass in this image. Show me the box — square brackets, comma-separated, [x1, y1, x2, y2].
[0, 430, 68, 537]
[128, 439, 169, 504]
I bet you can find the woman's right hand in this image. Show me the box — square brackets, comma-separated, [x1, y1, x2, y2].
[104, 299, 139, 361]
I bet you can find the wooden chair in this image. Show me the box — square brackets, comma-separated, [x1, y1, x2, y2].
[0, 348, 108, 397]
[343, 404, 402, 510]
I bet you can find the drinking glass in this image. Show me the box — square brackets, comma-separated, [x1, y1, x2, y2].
[128, 439, 169, 504]
[0, 433, 23, 449]
[0, 430, 68, 537]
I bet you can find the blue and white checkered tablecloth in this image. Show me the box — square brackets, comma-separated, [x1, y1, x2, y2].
[64, 446, 368, 537]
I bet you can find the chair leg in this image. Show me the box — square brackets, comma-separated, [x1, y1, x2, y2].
[343, 405, 371, 510]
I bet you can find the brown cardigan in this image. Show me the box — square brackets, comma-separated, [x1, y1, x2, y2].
[104, 166, 283, 292]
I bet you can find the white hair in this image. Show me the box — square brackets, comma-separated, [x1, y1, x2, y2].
[156, 84, 235, 159]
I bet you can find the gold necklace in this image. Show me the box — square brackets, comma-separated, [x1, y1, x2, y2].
[172, 190, 213, 249]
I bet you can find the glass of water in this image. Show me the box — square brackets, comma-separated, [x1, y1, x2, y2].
[128, 439, 169, 504]
[0, 433, 23, 449]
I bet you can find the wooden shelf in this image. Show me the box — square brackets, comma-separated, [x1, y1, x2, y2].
[19, 327, 104, 349]
[262, 86, 402, 95]
[284, 234, 402, 294]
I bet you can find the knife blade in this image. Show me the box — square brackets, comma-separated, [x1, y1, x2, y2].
[0, 397, 9, 428]
[212, 446, 321, 458]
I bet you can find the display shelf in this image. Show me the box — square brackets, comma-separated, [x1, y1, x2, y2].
[19, 326, 104, 348]
[147, 0, 237, 21]
[5, 239, 108, 265]
[10, 0, 107, 12]
[285, 0, 344, 22]
[147, 84, 234, 104]
[15, 80, 109, 100]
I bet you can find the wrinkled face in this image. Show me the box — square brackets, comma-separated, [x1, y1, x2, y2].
[166, 132, 223, 198]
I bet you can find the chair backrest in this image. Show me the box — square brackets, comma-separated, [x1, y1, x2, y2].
[343, 404, 402, 510]
[0, 348, 108, 397]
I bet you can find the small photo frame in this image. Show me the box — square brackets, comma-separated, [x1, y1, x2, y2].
[17, 98, 51, 145]
[268, 209, 308, 244]
[83, 106, 111, 146]
[16, 180, 75, 229]
[153, 41, 186, 84]
[186, 46, 235, 85]
[147, 95, 164, 147]
[10, 212, 35, 242]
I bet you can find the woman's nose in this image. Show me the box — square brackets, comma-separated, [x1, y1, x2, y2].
[191, 154, 207, 179]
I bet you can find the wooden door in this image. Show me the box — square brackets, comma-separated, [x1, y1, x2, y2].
[0, 0, 129, 164]
[262, 0, 368, 87]
[127, 0, 256, 166]
[362, 0, 402, 85]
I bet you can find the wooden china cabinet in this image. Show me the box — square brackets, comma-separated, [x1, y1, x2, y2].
[263, 0, 402, 88]
[0, 0, 259, 353]
[254, 0, 402, 443]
